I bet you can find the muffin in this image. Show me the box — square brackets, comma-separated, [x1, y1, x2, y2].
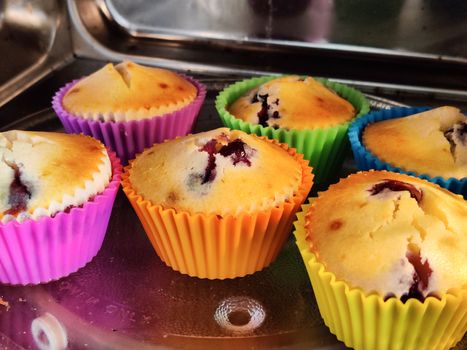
[349, 106, 467, 197]
[294, 170, 466, 350]
[227, 76, 356, 130]
[216, 75, 369, 184]
[52, 61, 206, 164]
[0, 130, 121, 285]
[122, 127, 314, 279]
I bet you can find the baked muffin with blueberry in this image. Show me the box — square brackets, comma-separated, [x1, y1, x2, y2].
[0, 130, 121, 285]
[349, 106, 467, 197]
[216, 75, 369, 183]
[294, 170, 466, 350]
[53, 61, 206, 164]
[228, 76, 356, 130]
[122, 127, 314, 279]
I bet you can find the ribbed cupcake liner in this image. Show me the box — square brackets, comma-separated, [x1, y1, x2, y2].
[122, 137, 314, 279]
[215, 76, 370, 184]
[348, 106, 467, 198]
[52, 76, 206, 165]
[0, 151, 122, 285]
[294, 203, 467, 350]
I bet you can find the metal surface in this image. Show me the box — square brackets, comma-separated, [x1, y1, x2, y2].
[0, 59, 465, 349]
[69, 0, 266, 76]
[69, 0, 467, 93]
[3, 0, 467, 109]
[105, 0, 467, 63]
[0, 0, 73, 107]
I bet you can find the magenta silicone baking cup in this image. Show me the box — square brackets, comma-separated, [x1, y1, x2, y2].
[0, 150, 122, 286]
[52, 75, 206, 165]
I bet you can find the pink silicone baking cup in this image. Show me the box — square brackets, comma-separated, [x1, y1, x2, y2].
[52, 75, 206, 164]
[0, 150, 122, 285]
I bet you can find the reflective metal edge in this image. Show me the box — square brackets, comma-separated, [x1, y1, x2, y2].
[68, 0, 467, 103]
[101, 0, 467, 65]
[68, 0, 267, 76]
[0, 0, 74, 108]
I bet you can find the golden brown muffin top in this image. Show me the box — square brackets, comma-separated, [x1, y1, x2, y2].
[62, 61, 197, 121]
[227, 76, 356, 130]
[306, 171, 466, 299]
[0, 131, 111, 223]
[129, 128, 305, 215]
[363, 106, 467, 179]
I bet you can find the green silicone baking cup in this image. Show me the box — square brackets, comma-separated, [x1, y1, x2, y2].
[215, 76, 370, 184]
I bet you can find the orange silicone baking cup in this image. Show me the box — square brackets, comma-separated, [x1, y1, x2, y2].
[121, 136, 314, 279]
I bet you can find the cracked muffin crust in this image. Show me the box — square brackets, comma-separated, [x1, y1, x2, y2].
[363, 106, 467, 179]
[305, 171, 466, 301]
[128, 128, 304, 215]
[62, 61, 197, 121]
[0, 130, 111, 223]
[227, 76, 356, 130]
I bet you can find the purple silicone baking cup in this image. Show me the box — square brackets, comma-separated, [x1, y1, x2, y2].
[348, 106, 467, 198]
[0, 150, 122, 285]
[52, 75, 206, 165]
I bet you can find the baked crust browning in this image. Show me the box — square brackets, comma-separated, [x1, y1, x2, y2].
[228, 76, 356, 130]
[63, 61, 197, 120]
[306, 171, 466, 300]
[0, 131, 111, 223]
[363, 106, 467, 179]
[129, 128, 305, 215]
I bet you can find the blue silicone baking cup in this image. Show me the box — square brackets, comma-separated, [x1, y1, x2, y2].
[348, 106, 467, 198]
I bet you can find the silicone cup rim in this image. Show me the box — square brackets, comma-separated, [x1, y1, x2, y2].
[52, 74, 207, 125]
[293, 202, 466, 349]
[121, 134, 314, 219]
[214, 75, 371, 183]
[0, 148, 122, 229]
[348, 106, 467, 191]
[215, 75, 371, 134]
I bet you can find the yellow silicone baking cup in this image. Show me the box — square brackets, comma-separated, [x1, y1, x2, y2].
[294, 203, 467, 350]
[122, 137, 314, 279]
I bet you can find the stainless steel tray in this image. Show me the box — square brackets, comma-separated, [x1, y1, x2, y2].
[0, 62, 465, 350]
